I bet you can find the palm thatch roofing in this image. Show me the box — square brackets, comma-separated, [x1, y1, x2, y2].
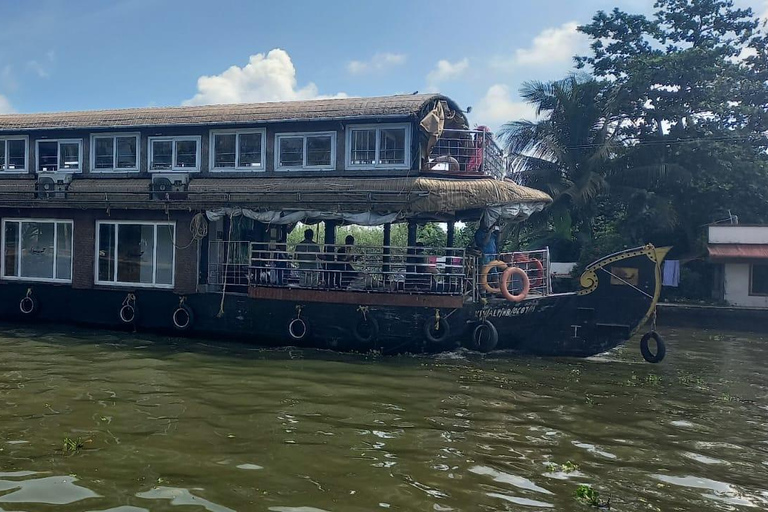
[0, 94, 462, 132]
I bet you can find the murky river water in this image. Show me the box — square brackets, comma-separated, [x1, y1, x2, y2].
[0, 324, 767, 511]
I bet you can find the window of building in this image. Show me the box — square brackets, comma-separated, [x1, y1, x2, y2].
[275, 132, 335, 171]
[2, 219, 73, 282]
[91, 133, 140, 171]
[36, 139, 82, 172]
[148, 137, 200, 171]
[0, 137, 28, 172]
[210, 129, 265, 171]
[346, 124, 410, 170]
[96, 221, 175, 288]
[750, 264, 768, 295]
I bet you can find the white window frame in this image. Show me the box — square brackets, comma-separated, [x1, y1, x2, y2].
[90, 132, 141, 172]
[345, 123, 411, 170]
[94, 220, 176, 289]
[209, 128, 266, 172]
[275, 131, 336, 171]
[35, 138, 83, 173]
[1, 218, 74, 283]
[147, 136, 201, 172]
[0, 136, 29, 173]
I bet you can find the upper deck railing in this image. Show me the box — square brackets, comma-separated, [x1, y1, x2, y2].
[424, 128, 506, 179]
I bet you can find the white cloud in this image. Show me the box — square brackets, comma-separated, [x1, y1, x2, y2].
[0, 94, 14, 114]
[347, 53, 406, 75]
[473, 84, 536, 130]
[26, 60, 49, 79]
[183, 48, 345, 106]
[427, 58, 469, 85]
[1, 65, 17, 92]
[492, 21, 587, 71]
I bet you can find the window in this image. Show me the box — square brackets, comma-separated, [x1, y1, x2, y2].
[0, 137, 28, 172]
[210, 129, 265, 171]
[275, 132, 335, 171]
[96, 221, 175, 288]
[2, 219, 73, 283]
[91, 133, 140, 171]
[148, 136, 200, 171]
[346, 124, 410, 169]
[750, 264, 768, 295]
[36, 139, 82, 172]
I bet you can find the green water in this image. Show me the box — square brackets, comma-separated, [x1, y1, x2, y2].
[0, 324, 766, 511]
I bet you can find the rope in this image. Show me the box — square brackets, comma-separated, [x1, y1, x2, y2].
[434, 308, 441, 331]
[295, 304, 303, 319]
[25, 288, 32, 298]
[216, 214, 235, 318]
[178, 296, 186, 307]
[173, 213, 209, 250]
[357, 305, 369, 320]
[121, 293, 136, 307]
[598, 268, 654, 299]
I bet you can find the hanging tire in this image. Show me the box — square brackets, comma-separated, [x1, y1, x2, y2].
[472, 320, 499, 353]
[352, 315, 379, 345]
[19, 295, 38, 316]
[288, 317, 310, 342]
[424, 317, 451, 344]
[119, 304, 137, 324]
[640, 331, 666, 363]
[172, 304, 195, 331]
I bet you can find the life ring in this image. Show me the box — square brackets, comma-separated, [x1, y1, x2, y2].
[119, 304, 137, 324]
[480, 260, 508, 294]
[353, 315, 379, 345]
[472, 320, 499, 352]
[172, 304, 195, 331]
[288, 317, 310, 342]
[424, 316, 451, 343]
[640, 331, 666, 363]
[527, 258, 545, 288]
[500, 266, 530, 302]
[19, 295, 38, 315]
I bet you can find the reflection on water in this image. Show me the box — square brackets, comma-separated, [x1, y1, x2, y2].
[0, 324, 767, 511]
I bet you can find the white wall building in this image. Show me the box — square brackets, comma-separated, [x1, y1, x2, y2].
[708, 225, 768, 308]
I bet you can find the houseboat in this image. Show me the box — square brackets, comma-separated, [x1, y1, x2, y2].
[0, 94, 667, 360]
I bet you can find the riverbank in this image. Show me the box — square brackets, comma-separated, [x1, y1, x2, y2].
[657, 302, 768, 333]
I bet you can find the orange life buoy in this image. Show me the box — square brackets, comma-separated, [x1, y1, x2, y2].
[528, 258, 545, 288]
[480, 260, 508, 294]
[501, 266, 530, 302]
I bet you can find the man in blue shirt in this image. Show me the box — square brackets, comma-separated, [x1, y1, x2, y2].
[475, 224, 500, 266]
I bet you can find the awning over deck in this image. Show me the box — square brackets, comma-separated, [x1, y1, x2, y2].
[708, 244, 768, 261]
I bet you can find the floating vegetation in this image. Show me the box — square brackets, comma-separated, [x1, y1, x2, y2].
[624, 371, 662, 387]
[545, 460, 579, 473]
[575, 484, 610, 508]
[62, 436, 89, 454]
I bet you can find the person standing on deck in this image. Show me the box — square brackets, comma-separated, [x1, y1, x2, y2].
[475, 224, 500, 266]
[294, 228, 321, 286]
[335, 235, 359, 288]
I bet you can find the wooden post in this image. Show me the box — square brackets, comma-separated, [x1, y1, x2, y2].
[446, 221, 455, 247]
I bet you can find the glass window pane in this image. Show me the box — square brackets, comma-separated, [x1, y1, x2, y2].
[4, 221, 18, 277]
[175, 140, 197, 168]
[379, 128, 406, 165]
[350, 129, 376, 165]
[116, 137, 137, 169]
[8, 140, 25, 169]
[151, 140, 173, 170]
[279, 137, 303, 168]
[156, 225, 174, 285]
[306, 135, 332, 167]
[117, 224, 155, 284]
[238, 133, 262, 168]
[752, 264, 768, 295]
[20, 222, 54, 279]
[38, 141, 58, 171]
[213, 134, 236, 168]
[94, 137, 114, 169]
[0, 141, 5, 170]
[56, 223, 72, 280]
[98, 223, 116, 282]
[59, 142, 80, 170]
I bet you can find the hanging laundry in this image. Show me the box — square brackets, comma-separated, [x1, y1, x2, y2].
[663, 260, 680, 287]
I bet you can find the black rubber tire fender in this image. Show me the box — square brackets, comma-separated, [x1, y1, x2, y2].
[352, 315, 380, 345]
[19, 295, 38, 316]
[172, 304, 195, 331]
[472, 320, 499, 353]
[288, 317, 310, 342]
[424, 316, 451, 344]
[640, 331, 666, 363]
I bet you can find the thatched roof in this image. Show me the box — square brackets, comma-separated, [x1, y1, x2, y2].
[0, 94, 461, 132]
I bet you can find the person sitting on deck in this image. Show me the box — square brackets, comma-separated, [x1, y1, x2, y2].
[407, 241, 438, 290]
[334, 235, 360, 288]
[294, 228, 321, 286]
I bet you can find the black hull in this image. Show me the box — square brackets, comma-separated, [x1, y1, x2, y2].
[0, 246, 667, 357]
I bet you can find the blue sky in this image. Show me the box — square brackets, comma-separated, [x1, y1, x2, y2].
[0, 0, 765, 129]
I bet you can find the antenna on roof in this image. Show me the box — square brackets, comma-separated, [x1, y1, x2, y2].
[412, 91, 419, 95]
